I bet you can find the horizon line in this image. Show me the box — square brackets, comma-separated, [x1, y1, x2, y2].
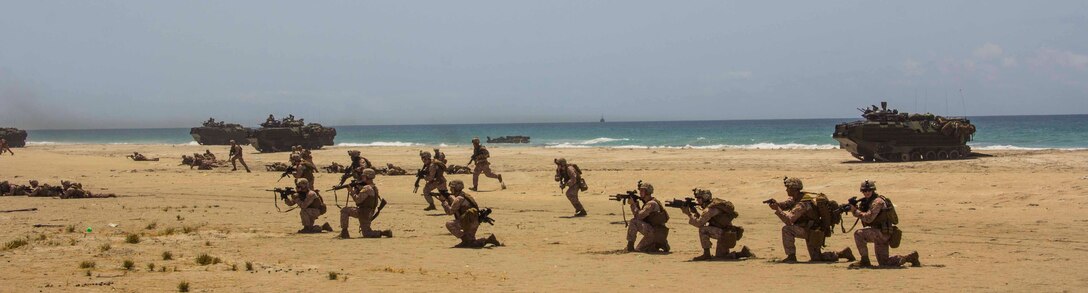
[17, 113, 1088, 131]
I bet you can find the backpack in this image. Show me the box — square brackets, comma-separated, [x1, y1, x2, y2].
[802, 192, 840, 237]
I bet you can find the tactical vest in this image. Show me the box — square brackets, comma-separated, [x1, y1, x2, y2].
[706, 199, 738, 229]
[304, 190, 328, 215]
[473, 147, 490, 161]
[300, 162, 316, 178]
[860, 194, 898, 229]
[643, 199, 670, 226]
[431, 161, 447, 181]
[359, 185, 379, 210]
[455, 193, 481, 224]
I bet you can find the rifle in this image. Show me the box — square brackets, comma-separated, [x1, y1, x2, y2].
[327, 179, 365, 192]
[229, 146, 237, 159]
[609, 190, 641, 227]
[467, 146, 481, 166]
[412, 167, 427, 193]
[266, 187, 296, 212]
[609, 190, 641, 205]
[371, 198, 388, 221]
[555, 165, 569, 191]
[836, 196, 860, 214]
[664, 197, 698, 209]
[277, 166, 297, 182]
[837, 196, 862, 233]
[478, 207, 495, 225]
[435, 189, 453, 203]
[762, 198, 777, 205]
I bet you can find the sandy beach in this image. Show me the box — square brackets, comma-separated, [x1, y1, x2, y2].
[1, 144, 1086, 292]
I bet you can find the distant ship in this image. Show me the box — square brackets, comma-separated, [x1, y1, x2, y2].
[599, 115, 605, 123]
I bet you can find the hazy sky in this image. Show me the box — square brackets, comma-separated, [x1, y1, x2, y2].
[2, 1, 1086, 129]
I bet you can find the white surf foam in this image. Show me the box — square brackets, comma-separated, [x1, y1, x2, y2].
[579, 137, 629, 144]
[337, 141, 422, 147]
[972, 145, 1087, 151]
[546, 143, 838, 150]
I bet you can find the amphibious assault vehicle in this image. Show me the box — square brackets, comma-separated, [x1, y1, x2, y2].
[189, 118, 253, 145]
[249, 114, 337, 153]
[0, 127, 28, 147]
[833, 102, 976, 162]
[486, 136, 530, 144]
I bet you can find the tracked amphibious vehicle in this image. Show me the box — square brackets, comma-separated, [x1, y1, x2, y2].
[833, 102, 975, 162]
[0, 127, 28, 147]
[249, 114, 336, 153]
[190, 118, 252, 145]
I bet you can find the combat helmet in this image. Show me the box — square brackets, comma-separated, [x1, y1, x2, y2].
[449, 179, 465, 191]
[693, 188, 712, 201]
[860, 180, 877, 192]
[783, 177, 803, 190]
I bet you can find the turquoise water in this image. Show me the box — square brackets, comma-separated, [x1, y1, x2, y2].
[22, 115, 1088, 150]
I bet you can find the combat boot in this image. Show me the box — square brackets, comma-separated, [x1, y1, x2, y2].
[625, 241, 635, 252]
[381, 230, 393, 238]
[573, 210, 587, 217]
[660, 241, 671, 253]
[780, 254, 798, 263]
[734, 246, 755, 259]
[321, 223, 334, 232]
[903, 251, 921, 267]
[500, 182, 507, 190]
[838, 247, 857, 262]
[338, 229, 350, 239]
[850, 256, 873, 268]
[485, 234, 502, 247]
[693, 249, 713, 261]
[423, 205, 436, 211]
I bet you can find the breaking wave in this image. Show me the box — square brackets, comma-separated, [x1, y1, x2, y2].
[579, 137, 629, 144]
[546, 143, 838, 150]
[972, 145, 1087, 151]
[337, 141, 422, 147]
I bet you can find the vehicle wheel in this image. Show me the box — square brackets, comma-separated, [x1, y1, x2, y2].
[937, 151, 949, 160]
[949, 150, 962, 160]
[924, 151, 937, 160]
[899, 153, 912, 162]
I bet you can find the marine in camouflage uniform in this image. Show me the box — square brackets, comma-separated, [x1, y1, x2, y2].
[282, 178, 333, 233]
[291, 154, 317, 187]
[626, 182, 671, 253]
[337, 168, 393, 239]
[203, 149, 217, 161]
[339, 150, 373, 185]
[0, 181, 11, 196]
[419, 151, 448, 211]
[2, 181, 30, 196]
[849, 180, 920, 268]
[468, 137, 505, 191]
[554, 158, 587, 217]
[59, 181, 116, 199]
[682, 189, 754, 261]
[28, 180, 61, 197]
[768, 177, 855, 263]
[229, 140, 250, 172]
[442, 180, 502, 248]
[0, 138, 13, 156]
[293, 145, 314, 164]
[384, 163, 407, 176]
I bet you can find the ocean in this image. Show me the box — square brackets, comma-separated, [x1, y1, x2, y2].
[21, 115, 1088, 150]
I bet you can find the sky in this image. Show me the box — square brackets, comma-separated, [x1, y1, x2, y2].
[1, 1, 1086, 129]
